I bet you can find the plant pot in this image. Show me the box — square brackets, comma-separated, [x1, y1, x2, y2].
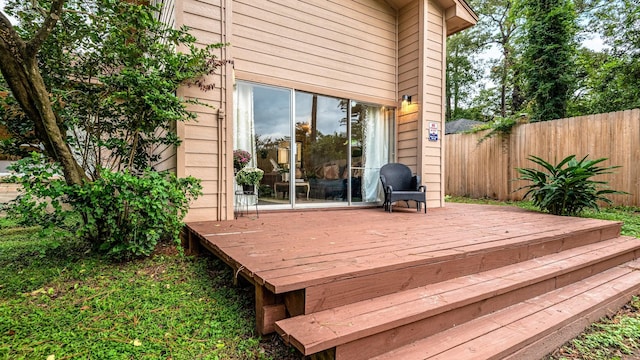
[242, 184, 255, 194]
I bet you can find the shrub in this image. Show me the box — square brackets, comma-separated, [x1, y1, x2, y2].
[515, 155, 625, 216]
[4, 153, 202, 259]
[72, 169, 202, 259]
[2, 153, 71, 231]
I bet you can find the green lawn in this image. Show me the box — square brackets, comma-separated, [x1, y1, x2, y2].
[0, 217, 298, 360]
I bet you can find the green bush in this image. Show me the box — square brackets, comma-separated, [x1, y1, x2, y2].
[2, 153, 71, 231]
[4, 153, 202, 259]
[515, 155, 625, 216]
[73, 169, 202, 259]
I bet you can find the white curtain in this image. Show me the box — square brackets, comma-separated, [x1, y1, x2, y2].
[233, 82, 257, 206]
[362, 106, 389, 202]
[233, 82, 256, 167]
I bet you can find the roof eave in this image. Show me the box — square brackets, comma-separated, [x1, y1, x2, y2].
[440, 0, 478, 36]
[385, 0, 478, 36]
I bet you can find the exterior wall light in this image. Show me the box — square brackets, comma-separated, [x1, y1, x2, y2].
[401, 94, 412, 104]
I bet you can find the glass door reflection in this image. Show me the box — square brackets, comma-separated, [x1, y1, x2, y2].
[296, 92, 348, 204]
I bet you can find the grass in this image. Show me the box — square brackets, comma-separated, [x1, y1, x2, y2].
[447, 196, 640, 359]
[0, 216, 298, 360]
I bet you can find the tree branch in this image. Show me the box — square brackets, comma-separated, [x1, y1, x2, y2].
[0, 12, 26, 60]
[26, 0, 66, 56]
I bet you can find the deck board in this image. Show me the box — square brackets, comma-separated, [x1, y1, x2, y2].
[186, 203, 622, 294]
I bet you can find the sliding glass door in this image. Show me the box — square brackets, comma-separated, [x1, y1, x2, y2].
[234, 81, 393, 209]
[295, 92, 348, 204]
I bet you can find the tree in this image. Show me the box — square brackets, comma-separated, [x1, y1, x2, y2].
[446, 29, 485, 121]
[468, 0, 523, 118]
[575, 0, 640, 113]
[0, 0, 220, 258]
[0, 0, 85, 185]
[482, 0, 521, 117]
[0, 0, 220, 182]
[521, 0, 578, 121]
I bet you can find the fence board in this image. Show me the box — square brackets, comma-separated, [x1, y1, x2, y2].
[445, 109, 640, 206]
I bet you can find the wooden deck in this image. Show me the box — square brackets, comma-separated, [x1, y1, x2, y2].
[184, 203, 640, 359]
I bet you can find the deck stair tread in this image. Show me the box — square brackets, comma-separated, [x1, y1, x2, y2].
[275, 236, 640, 355]
[370, 259, 640, 360]
[262, 219, 620, 292]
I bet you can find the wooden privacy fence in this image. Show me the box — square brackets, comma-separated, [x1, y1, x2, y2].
[445, 108, 640, 206]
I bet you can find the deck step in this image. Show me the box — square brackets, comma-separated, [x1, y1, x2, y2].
[370, 260, 640, 360]
[275, 236, 640, 358]
[301, 219, 621, 313]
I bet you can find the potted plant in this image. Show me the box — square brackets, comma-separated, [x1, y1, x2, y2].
[278, 163, 290, 182]
[233, 149, 252, 173]
[235, 167, 264, 193]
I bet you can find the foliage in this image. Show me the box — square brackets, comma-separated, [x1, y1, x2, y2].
[233, 149, 252, 171]
[74, 169, 202, 259]
[235, 167, 264, 186]
[258, 184, 274, 198]
[445, 0, 639, 122]
[515, 155, 624, 216]
[446, 28, 486, 121]
[0, 224, 294, 359]
[0, 0, 222, 177]
[571, 0, 640, 115]
[307, 132, 347, 166]
[520, 0, 578, 122]
[480, 0, 523, 117]
[450, 0, 524, 120]
[1, 153, 69, 231]
[469, 115, 518, 143]
[3, 153, 202, 259]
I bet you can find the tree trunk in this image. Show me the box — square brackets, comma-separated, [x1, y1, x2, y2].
[0, 3, 87, 185]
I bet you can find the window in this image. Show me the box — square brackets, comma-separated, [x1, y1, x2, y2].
[234, 81, 394, 209]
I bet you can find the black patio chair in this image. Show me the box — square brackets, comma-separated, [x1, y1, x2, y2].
[379, 163, 427, 213]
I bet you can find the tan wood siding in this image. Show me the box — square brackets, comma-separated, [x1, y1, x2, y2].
[151, 0, 177, 172]
[176, 0, 233, 222]
[232, 0, 397, 104]
[421, 1, 445, 208]
[397, 1, 420, 170]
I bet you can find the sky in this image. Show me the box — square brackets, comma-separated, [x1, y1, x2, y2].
[0, 1, 14, 24]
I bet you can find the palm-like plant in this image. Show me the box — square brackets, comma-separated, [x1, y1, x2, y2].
[515, 155, 625, 216]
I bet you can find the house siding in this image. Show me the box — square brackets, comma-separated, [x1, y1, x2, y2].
[232, 0, 397, 105]
[165, 0, 474, 220]
[422, 1, 446, 208]
[150, 0, 177, 172]
[397, 1, 420, 170]
[175, 0, 233, 222]
[154, 0, 176, 29]
[395, 0, 446, 207]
